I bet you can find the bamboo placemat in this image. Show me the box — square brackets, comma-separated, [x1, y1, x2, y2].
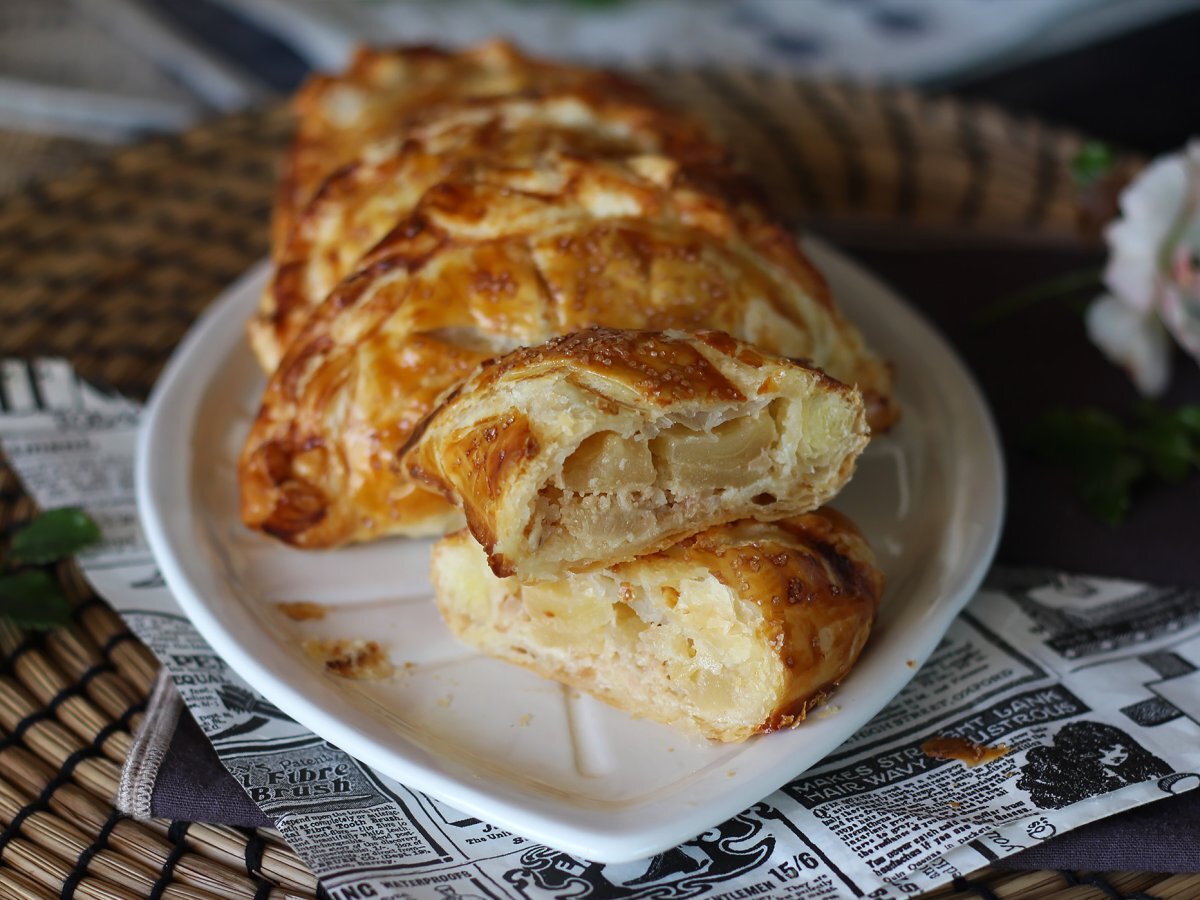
[0, 72, 1193, 899]
[0, 129, 110, 200]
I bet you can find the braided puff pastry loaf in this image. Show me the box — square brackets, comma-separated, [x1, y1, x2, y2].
[239, 152, 894, 548]
[431, 510, 883, 743]
[253, 88, 726, 372]
[407, 329, 869, 580]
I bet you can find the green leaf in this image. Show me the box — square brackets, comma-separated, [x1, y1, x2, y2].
[1133, 405, 1199, 483]
[1027, 402, 1200, 525]
[1176, 405, 1200, 436]
[1072, 141, 1117, 187]
[8, 508, 101, 566]
[0, 571, 72, 629]
[1026, 408, 1124, 466]
[1077, 453, 1145, 525]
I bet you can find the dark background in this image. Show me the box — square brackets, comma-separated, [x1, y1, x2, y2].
[953, 10, 1200, 155]
[158, 2, 1200, 154]
[879, 10, 1200, 586]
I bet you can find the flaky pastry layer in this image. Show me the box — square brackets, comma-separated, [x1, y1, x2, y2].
[408, 328, 869, 579]
[431, 510, 883, 742]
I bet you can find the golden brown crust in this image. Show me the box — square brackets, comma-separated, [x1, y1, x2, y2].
[243, 43, 896, 548]
[240, 148, 893, 548]
[254, 85, 732, 372]
[272, 40, 666, 260]
[406, 328, 869, 578]
[470, 328, 750, 403]
[663, 513, 883, 732]
[431, 509, 883, 742]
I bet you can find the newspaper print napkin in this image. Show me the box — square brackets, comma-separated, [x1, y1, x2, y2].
[124, 678, 1200, 873]
[2, 357, 1199, 900]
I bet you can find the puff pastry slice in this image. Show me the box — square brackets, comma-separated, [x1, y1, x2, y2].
[431, 510, 883, 742]
[408, 328, 869, 578]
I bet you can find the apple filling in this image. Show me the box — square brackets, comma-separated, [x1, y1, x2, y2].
[527, 393, 853, 572]
[434, 534, 782, 738]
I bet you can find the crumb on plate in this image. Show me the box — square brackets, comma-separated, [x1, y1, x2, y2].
[278, 601, 329, 621]
[303, 638, 394, 680]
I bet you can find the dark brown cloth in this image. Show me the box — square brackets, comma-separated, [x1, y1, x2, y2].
[154, 708, 271, 829]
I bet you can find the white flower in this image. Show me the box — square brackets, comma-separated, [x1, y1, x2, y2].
[1085, 295, 1170, 395]
[1087, 140, 1200, 395]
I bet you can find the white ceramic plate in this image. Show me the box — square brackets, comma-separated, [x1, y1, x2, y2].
[136, 237, 1004, 863]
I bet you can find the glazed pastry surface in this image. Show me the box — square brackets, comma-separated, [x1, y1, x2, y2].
[272, 40, 655, 255]
[243, 41, 896, 549]
[254, 83, 726, 371]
